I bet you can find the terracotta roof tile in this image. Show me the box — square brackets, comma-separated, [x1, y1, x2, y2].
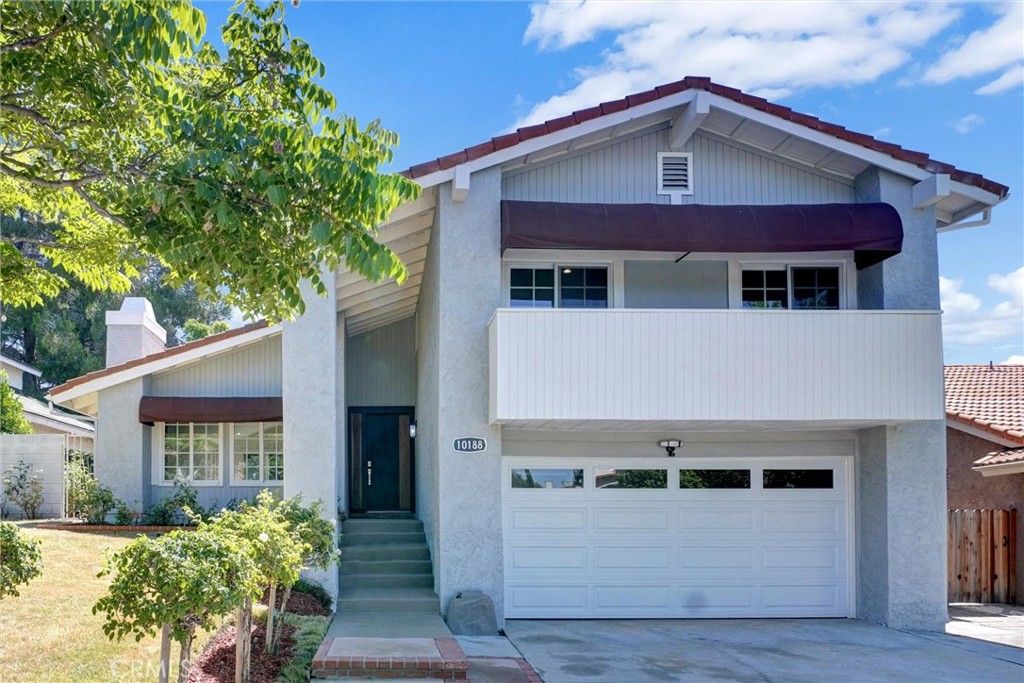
[945, 364, 1024, 446]
[973, 447, 1024, 467]
[50, 321, 271, 397]
[402, 76, 1009, 200]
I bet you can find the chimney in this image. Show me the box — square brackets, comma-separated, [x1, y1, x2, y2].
[105, 298, 167, 367]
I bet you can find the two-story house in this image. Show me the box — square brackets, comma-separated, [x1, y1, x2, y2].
[50, 77, 1009, 631]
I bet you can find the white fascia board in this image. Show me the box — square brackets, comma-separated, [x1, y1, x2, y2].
[913, 174, 951, 208]
[451, 165, 471, 203]
[0, 355, 42, 377]
[412, 91, 700, 189]
[974, 460, 1024, 476]
[48, 325, 281, 408]
[946, 419, 1021, 449]
[378, 191, 437, 228]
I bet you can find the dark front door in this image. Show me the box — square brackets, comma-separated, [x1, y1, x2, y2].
[349, 407, 413, 512]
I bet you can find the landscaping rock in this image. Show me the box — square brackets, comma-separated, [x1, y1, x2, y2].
[445, 590, 498, 636]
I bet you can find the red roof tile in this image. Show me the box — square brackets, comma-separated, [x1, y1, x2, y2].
[945, 364, 1024, 446]
[402, 77, 1009, 199]
[49, 321, 271, 397]
[973, 447, 1024, 468]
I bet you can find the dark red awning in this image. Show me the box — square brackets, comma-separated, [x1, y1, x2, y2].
[138, 396, 282, 425]
[500, 201, 903, 268]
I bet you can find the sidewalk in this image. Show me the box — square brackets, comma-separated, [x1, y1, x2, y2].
[947, 603, 1024, 649]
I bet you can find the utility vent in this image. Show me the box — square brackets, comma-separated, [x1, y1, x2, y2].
[657, 152, 693, 196]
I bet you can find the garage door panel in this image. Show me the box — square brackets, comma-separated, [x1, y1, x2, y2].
[509, 507, 586, 531]
[594, 546, 670, 570]
[510, 546, 587, 570]
[679, 546, 755, 571]
[503, 456, 852, 619]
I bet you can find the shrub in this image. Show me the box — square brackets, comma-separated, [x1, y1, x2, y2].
[65, 457, 117, 523]
[0, 521, 43, 599]
[293, 578, 332, 611]
[113, 500, 141, 526]
[94, 528, 259, 683]
[0, 371, 32, 434]
[142, 480, 201, 525]
[3, 461, 44, 519]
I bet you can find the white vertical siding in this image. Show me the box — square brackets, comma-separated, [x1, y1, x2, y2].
[489, 309, 943, 426]
[502, 130, 854, 205]
[150, 336, 282, 397]
[345, 316, 417, 407]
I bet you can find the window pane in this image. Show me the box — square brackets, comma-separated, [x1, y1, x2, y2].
[511, 469, 583, 489]
[791, 267, 840, 310]
[535, 288, 554, 306]
[534, 269, 554, 287]
[596, 469, 667, 489]
[742, 270, 764, 288]
[510, 287, 533, 303]
[763, 469, 834, 489]
[560, 268, 584, 287]
[765, 270, 788, 288]
[510, 268, 533, 287]
[680, 469, 751, 489]
[586, 268, 608, 287]
[561, 287, 585, 307]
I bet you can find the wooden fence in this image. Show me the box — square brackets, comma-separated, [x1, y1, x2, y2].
[948, 508, 1018, 604]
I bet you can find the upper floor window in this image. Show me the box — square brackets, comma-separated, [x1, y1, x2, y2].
[510, 266, 608, 308]
[741, 266, 841, 310]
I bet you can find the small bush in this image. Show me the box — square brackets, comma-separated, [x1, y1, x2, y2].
[0, 521, 43, 598]
[3, 461, 44, 519]
[113, 500, 140, 526]
[65, 457, 116, 523]
[292, 578, 332, 611]
[142, 480, 201, 525]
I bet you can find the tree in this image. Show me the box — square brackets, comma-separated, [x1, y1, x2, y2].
[0, 521, 43, 599]
[94, 528, 259, 683]
[268, 495, 338, 653]
[182, 318, 231, 342]
[204, 493, 306, 683]
[1, 0, 419, 320]
[0, 371, 32, 434]
[1, 217, 232, 397]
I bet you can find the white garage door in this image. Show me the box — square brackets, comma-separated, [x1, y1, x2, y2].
[503, 456, 852, 619]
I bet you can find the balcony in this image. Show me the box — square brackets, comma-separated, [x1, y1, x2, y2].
[488, 308, 944, 431]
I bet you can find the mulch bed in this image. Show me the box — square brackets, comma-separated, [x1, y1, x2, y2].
[260, 588, 331, 617]
[188, 622, 296, 683]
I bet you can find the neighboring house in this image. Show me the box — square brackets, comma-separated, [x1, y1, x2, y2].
[50, 77, 1010, 632]
[1, 354, 41, 393]
[946, 364, 1024, 604]
[1, 354, 94, 445]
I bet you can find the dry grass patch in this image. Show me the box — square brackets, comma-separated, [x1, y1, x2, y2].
[0, 522, 216, 683]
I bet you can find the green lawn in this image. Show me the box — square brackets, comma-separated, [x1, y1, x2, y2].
[0, 522, 217, 683]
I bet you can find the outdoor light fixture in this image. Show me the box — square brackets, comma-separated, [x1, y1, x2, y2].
[409, 423, 417, 439]
[659, 440, 682, 457]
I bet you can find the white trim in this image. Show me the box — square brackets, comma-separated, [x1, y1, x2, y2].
[504, 260, 615, 308]
[656, 151, 694, 197]
[152, 421, 224, 487]
[913, 174, 950, 209]
[974, 460, 1024, 476]
[49, 324, 281, 410]
[228, 421, 285, 487]
[0, 354, 42, 377]
[732, 261, 851, 310]
[668, 92, 709, 150]
[945, 420, 1021, 449]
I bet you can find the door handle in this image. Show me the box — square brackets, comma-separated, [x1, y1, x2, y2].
[367, 460, 373, 486]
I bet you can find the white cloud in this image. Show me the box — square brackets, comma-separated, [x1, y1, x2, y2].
[941, 267, 1024, 347]
[953, 113, 984, 134]
[923, 1, 1024, 94]
[870, 126, 893, 139]
[1002, 355, 1024, 364]
[517, 1, 962, 126]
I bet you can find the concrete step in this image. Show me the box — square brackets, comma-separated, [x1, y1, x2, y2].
[340, 531, 425, 546]
[340, 558, 434, 576]
[342, 518, 423, 533]
[337, 586, 440, 614]
[341, 543, 431, 562]
[341, 572, 434, 588]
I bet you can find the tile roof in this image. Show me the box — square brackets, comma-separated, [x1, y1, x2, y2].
[945, 364, 1024, 446]
[973, 447, 1024, 468]
[49, 320, 270, 397]
[404, 76, 1009, 199]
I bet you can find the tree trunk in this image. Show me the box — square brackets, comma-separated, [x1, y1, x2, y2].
[158, 623, 172, 683]
[176, 628, 194, 683]
[270, 583, 292, 653]
[264, 584, 277, 655]
[234, 597, 252, 683]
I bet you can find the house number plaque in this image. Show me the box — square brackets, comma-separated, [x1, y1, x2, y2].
[453, 437, 487, 453]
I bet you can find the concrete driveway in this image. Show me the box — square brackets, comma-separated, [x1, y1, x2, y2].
[504, 619, 1024, 683]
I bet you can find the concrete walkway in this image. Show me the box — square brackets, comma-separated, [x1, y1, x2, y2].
[947, 603, 1024, 649]
[505, 618, 1024, 683]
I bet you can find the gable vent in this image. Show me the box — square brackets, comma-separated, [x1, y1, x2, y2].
[657, 152, 693, 196]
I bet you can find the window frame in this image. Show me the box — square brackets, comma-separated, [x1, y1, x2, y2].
[154, 421, 223, 487]
[733, 261, 849, 310]
[505, 261, 615, 308]
[229, 421, 285, 486]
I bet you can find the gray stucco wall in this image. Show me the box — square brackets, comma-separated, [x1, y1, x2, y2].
[346, 316, 417, 407]
[433, 167, 506, 622]
[623, 260, 729, 309]
[96, 377, 152, 507]
[415, 216, 441, 572]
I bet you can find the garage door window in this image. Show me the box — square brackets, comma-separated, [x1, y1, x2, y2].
[679, 469, 751, 489]
[763, 469, 834, 489]
[511, 468, 583, 489]
[596, 469, 667, 489]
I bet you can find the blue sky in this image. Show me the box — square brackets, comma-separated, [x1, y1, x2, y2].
[203, 1, 1023, 364]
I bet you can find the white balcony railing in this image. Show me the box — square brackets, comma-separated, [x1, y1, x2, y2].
[488, 308, 944, 429]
